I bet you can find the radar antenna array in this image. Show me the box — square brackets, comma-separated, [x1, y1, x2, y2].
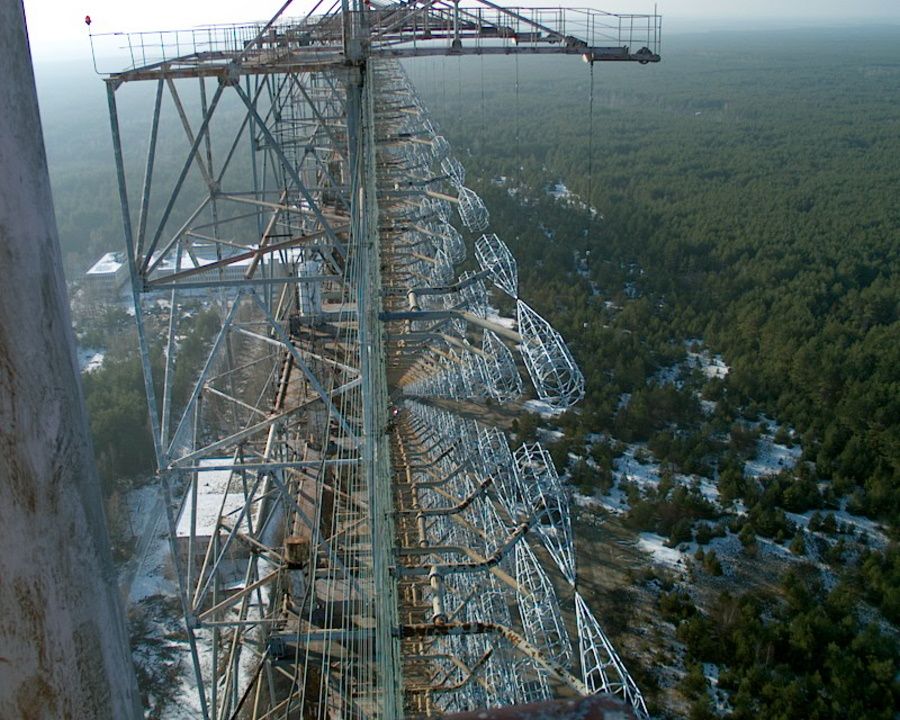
[100, 1, 660, 717]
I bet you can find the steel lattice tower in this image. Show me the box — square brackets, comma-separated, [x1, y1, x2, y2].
[101, 2, 660, 717]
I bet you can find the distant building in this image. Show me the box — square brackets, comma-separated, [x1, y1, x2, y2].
[84, 251, 128, 300]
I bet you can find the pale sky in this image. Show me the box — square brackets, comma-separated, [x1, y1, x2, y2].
[23, 0, 900, 62]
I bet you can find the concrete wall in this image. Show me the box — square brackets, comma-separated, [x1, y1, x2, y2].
[0, 2, 141, 717]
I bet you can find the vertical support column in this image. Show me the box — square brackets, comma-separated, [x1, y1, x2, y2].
[452, 0, 462, 49]
[347, 61, 402, 716]
[106, 80, 165, 467]
[0, 3, 141, 717]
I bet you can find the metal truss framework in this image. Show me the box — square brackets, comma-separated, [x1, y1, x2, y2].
[104, 1, 659, 718]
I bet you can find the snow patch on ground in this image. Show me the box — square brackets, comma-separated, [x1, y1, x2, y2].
[585, 441, 725, 517]
[573, 491, 606, 510]
[653, 341, 730, 390]
[77, 346, 105, 373]
[485, 306, 516, 330]
[122, 480, 261, 718]
[756, 536, 794, 562]
[523, 399, 565, 418]
[637, 532, 688, 569]
[686, 348, 729, 379]
[705, 533, 743, 561]
[696, 477, 721, 504]
[787, 507, 889, 550]
[595, 487, 631, 515]
[653, 362, 683, 387]
[547, 181, 573, 201]
[744, 434, 802, 480]
[544, 179, 599, 216]
[125, 484, 176, 604]
[538, 427, 565, 443]
[615, 446, 662, 492]
[834, 505, 890, 547]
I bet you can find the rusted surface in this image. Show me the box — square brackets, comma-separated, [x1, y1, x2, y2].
[400, 621, 589, 697]
[284, 535, 310, 567]
[0, 2, 140, 717]
[437, 695, 638, 720]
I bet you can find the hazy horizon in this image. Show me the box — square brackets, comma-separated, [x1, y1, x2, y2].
[22, 0, 900, 63]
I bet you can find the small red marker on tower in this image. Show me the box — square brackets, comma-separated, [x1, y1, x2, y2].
[85, 15, 92, 26]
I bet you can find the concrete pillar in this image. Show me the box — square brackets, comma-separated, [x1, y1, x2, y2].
[0, 2, 141, 717]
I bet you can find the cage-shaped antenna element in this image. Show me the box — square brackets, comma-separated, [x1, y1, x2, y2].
[441, 155, 466, 188]
[426, 197, 452, 225]
[458, 342, 487, 399]
[515, 541, 573, 667]
[436, 221, 466, 265]
[481, 329, 524, 402]
[457, 271, 488, 317]
[429, 248, 455, 288]
[477, 586, 523, 706]
[457, 186, 490, 232]
[516, 300, 585, 409]
[475, 232, 518, 298]
[576, 593, 649, 719]
[441, 290, 468, 337]
[476, 424, 520, 517]
[514, 442, 576, 585]
[431, 134, 451, 161]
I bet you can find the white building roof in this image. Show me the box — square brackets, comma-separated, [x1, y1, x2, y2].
[148, 243, 314, 275]
[176, 458, 251, 539]
[86, 251, 124, 275]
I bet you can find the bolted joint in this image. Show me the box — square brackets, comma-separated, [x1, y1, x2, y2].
[220, 62, 241, 86]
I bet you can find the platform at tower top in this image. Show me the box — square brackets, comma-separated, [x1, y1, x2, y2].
[92, 2, 660, 82]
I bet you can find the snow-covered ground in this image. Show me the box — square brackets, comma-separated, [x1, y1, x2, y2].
[615, 446, 663, 492]
[786, 505, 889, 550]
[651, 342, 730, 389]
[537, 427, 565, 443]
[634, 531, 748, 576]
[637, 532, 687, 570]
[485, 305, 516, 330]
[654, 362, 682, 387]
[523, 399, 565, 418]
[547, 181, 574, 201]
[573, 491, 606, 510]
[545, 179, 600, 216]
[744, 434, 802, 480]
[77, 346, 105, 373]
[121, 478, 262, 718]
[124, 484, 176, 604]
[696, 477, 720, 504]
[574, 441, 722, 517]
[688, 350, 729, 380]
[120, 482, 202, 716]
[489, 174, 600, 215]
